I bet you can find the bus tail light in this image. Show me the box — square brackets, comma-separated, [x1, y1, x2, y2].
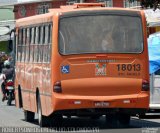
[142, 80, 149, 91]
[53, 81, 62, 93]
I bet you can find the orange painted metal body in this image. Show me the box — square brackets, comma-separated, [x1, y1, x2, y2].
[15, 4, 149, 116]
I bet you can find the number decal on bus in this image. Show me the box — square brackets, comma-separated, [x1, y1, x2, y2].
[117, 64, 141, 71]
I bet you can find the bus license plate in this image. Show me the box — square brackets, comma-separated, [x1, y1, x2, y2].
[7, 86, 14, 90]
[94, 101, 109, 107]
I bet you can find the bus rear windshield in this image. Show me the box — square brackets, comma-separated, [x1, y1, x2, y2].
[59, 15, 143, 55]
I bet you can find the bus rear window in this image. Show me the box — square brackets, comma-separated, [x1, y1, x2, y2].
[59, 15, 143, 55]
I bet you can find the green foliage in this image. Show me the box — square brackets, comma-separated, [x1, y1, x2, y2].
[139, 0, 160, 10]
[0, 41, 9, 54]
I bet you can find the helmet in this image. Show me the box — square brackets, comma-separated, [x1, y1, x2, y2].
[4, 60, 10, 67]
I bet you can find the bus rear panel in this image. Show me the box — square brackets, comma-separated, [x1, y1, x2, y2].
[53, 9, 149, 115]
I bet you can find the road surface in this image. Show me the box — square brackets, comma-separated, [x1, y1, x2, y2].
[0, 94, 160, 133]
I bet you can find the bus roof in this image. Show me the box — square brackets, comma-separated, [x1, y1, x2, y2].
[16, 12, 53, 27]
[16, 3, 144, 27]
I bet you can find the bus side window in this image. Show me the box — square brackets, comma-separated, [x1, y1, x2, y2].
[38, 26, 43, 63]
[25, 28, 30, 62]
[44, 25, 49, 63]
[16, 30, 18, 61]
[43, 25, 48, 63]
[21, 29, 23, 62]
[28, 28, 32, 62]
[40, 26, 44, 45]
[39, 25, 44, 62]
[30, 27, 35, 62]
[43, 24, 52, 63]
[35, 27, 39, 44]
[22, 28, 27, 62]
[45, 25, 49, 44]
[17, 29, 22, 62]
[34, 27, 39, 63]
[16, 30, 19, 61]
[48, 24, 52, 62]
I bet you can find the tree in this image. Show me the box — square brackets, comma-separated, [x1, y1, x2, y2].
[139, 0, 160, 10]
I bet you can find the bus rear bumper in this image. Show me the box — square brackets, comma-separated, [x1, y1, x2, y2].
[54, 108, 147, 116]
[53, 92, 149, 115]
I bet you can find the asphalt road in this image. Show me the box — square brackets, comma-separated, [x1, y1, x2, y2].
[1, 94, 160, 133]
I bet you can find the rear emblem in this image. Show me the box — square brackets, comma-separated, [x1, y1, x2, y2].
[61, 65, 70, 74]
[95, 64, 106, 76]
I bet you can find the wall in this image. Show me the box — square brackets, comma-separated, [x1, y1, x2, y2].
[14, 0, 126, 19]
[84, 0, 124, 7]
[113, 0, 123, 7]
[85, 0, 96, 2]
[14, 0, 67, 19]
[156, 26, 160, 32]
[0, 6, 14, 21]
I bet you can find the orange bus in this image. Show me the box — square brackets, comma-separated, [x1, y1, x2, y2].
[15, 3, 149, 127]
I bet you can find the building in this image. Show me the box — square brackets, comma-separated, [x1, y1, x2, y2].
[67, 0, 141, 8]
[0, 0, 141, 19]
[0, 0, 65, 55]
[0, 0, 143, 54]
[1, 0, 158, 36]
[13, 0, 67, 19]
[15, 0, 141, 19]
[0, 5, 15, 54]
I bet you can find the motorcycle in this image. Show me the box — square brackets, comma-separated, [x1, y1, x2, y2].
[5, 79, 15, 105]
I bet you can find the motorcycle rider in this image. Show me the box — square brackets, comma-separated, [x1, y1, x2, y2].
[1, 60, 14, 102]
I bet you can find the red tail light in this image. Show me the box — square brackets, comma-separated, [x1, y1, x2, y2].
[6, 81, 14, 86]
[53, 81, 62, 93]
[142, 80, 149, 91]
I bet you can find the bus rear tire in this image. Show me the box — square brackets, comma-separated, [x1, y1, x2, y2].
[106, 114, 130, 128]
[37, 95, 49, 127]
[18, 86, 23, 108]
[90, 115, 101, 120]
[138, 114, 146, 119]
[106, 114, 118, 128]
[24, 110, 35, 122]
[49, 114, 63, 127]
[118, 114, 130, 127]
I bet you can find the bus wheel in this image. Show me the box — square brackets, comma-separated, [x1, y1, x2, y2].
[49, 114, 63, 127]
[106, 114, 130, 128]
[18, 86, 23, 108]
[24, 110, 35, 122]
[118, 114, 130, 127]
[37, 95, 48, 127]
[137, 114, 146, 119]
[90, 115, 101, 120]
[106, 114, 119, 128]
